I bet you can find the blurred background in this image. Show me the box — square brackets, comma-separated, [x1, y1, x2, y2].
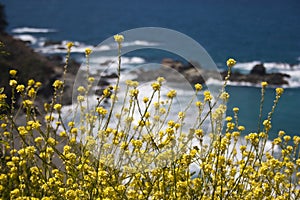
[1, 0, 300, 138]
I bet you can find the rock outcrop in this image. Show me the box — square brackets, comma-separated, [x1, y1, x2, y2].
[222, 63, 290, 85]
[160, 59, 290, 86]
[0, 33, 80, 106]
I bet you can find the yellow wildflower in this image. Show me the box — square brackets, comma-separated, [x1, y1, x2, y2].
[157, 77, 165, 83]
[9, 69, 17, 76]
[68, 121, 75, 127]
[103, 88, 111, 97]
[54, 103, 62, 111]
[238, 125, 245, 131]
[129, 89, 139, 97]
[66, 42, 74, 50]
[34, 137, 43, 143]
[195, 129, 203, 137]
[88, 77, 95, 83]
[275, 88, 284, 96]
[233, 107, 239, 112]
[278, 130, 285, 136]
[71, 128, 78, 134]
[27, 88, 36, 98]
[221, 91, 230, 101]
[226, 116, 232, 121]
[114, 34, 124, 43]
[35, 81, 42, 88]
[77, 95, 85, 102]
[28, 79, 35, 86]
[23, 100, 33, 106]
[60, 131, 67, 137]
[167, 89, 177, 98]
[53, 80, 63, 89]
[47, 137, 57, 146]
[16, 84, 25, 93]
[85, 48, 92, 56]
[151, 82, 161, 91]
[18, 126, 28, 136]
[203, 90, 212, 101]
[261, 81, 268, 87]
[77, 86, 86, 93]
[226, 58, 236, 67]
[0, 93, 7, 101]
[178, 111, 185, 119]
[96, 106, 108, 116]
[283, 135, 291, 142]
[143, 97, 149, 103]
[195, 83, 202, 91]
[195, 101, 202, 107]
[263, 119, 272, 131]
[9, 80, 17, 87]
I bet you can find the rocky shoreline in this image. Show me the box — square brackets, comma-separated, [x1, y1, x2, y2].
[161, 58, 291, 86]
[1, 33, 292, 110]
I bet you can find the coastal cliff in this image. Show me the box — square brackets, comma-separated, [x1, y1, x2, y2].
[0, 33, 80, 106]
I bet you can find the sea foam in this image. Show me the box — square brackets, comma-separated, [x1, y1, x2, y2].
[12, 27, 57, 34]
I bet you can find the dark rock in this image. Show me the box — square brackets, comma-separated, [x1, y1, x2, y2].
[221, 70, 290, 86]
[0, 33, 80, 107]
[264, 73, 290, 85]
[133, 59, 221, 85]
[43, 40, 62, 46]
[250, 63, 266, 75]
[159, 59, 290, 86]
[47, 54, 63, 62]
[97, 79, 110, 86]
[162, 58, 186, 72]
[182, 68, 205, 84]
[103, 73, 118, 79]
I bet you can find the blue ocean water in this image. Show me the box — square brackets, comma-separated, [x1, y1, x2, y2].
[2, 0, 300, 137]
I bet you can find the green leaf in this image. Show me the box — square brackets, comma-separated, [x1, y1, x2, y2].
[0, 87, 4, 93]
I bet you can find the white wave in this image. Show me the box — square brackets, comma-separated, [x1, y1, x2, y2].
[35, 40, 92, 54]
[127, 57, 145, 64]
[34, 37, 159, 56]
[94, 45, 111, 51]
[74, 56, 146, 75]
[13, 34, 37, 44]
[12, 27, 57, 33]
[283, 69, 300, 88]
[263, 62, 300, 73]
[35, 39, 157, 54]
[234, 61, 300, 73]
[206, 78, 224, 86]
[91, 40, 159, 52]
[228, 81, 258, 87]
[122, 40, 159, 47]
[90, 56, 145, 65]
[206, 78, 262, 88]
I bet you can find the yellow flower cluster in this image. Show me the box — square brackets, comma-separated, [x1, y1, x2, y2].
[85, 48, 92, 56]
[194, 83, 202, 91]
[167, 89, 177, 98]
[0, 37, 297, 200]
[52, 80, 64, 89]
[9, 69, 17, 76]
[114, 34, 124, 43]
[226, 58, 236, 67]
[204, 90, 212, 101]
[66, 42, 74, 50]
